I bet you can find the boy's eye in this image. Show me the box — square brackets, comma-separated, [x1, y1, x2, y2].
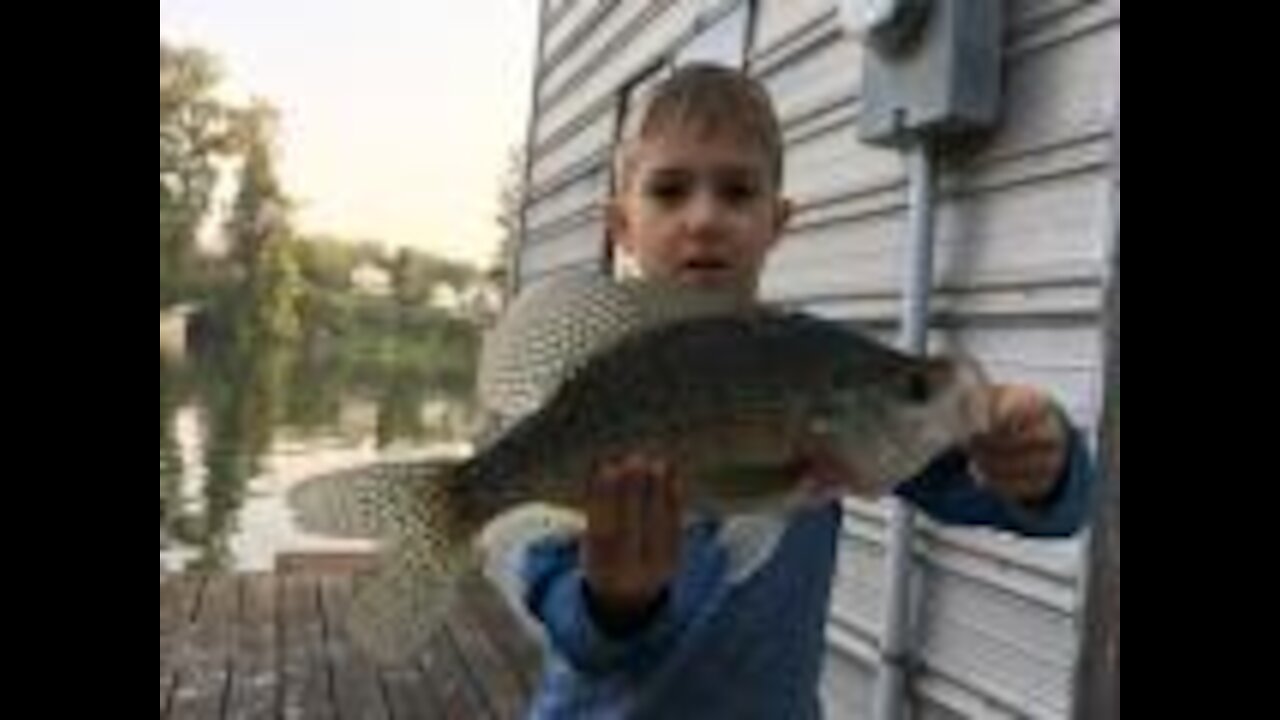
[645, 182, 689, 205]
[718, 182, 760, 205]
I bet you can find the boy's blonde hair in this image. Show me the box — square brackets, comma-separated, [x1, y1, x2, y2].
[616, 63, 784, 192]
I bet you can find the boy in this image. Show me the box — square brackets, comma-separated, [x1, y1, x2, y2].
[512, 64, 1094, 719]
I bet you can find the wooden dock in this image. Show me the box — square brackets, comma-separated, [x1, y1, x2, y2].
[160, 571, 544, 719]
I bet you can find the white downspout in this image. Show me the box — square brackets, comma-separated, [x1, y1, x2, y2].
[873, 138, 938, 720]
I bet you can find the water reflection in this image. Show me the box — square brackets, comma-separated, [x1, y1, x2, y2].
[159, 302, 481, 574]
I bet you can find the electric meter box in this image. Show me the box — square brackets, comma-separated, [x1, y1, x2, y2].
[840, 0, 1004, 147]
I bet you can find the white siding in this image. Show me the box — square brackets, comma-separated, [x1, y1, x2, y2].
[516, 1, 1120, 716]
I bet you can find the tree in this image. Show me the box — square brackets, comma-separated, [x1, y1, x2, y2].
[160, 40, 234, 307]
[223, 102, 302, 348]
[489, 146, 526, 302]
[388, 247, 478, 311]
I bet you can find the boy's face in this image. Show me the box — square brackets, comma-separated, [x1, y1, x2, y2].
[610, 126, 792, 297]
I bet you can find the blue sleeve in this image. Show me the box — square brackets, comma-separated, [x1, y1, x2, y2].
[517, 523, 726, 676]
[895, 417, 1096, 538]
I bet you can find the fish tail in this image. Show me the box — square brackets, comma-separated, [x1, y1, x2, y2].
[287, 459, 490, 663]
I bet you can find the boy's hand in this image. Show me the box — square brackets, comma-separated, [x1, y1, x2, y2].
[582, 453, 684, 636]
[967, 385, 1070, 506]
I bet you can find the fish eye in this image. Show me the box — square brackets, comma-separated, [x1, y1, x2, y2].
[903, 371, 932, 404]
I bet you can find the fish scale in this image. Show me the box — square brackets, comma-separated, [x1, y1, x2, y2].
[477, 273, 748, 427]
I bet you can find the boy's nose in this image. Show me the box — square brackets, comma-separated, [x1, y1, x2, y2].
[683, 190, 727, 237]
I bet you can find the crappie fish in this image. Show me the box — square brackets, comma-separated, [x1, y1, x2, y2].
[287, 273, 989, 663]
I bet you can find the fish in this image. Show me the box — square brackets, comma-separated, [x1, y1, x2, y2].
[286, 272, 990, 663]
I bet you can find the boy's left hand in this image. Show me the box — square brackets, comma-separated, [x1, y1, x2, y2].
[967, 385, 1070, 506]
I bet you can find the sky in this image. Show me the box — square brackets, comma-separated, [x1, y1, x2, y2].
[160, 0, 539, 267]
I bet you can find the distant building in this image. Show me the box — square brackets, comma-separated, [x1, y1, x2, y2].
[351, 262, 392, 297]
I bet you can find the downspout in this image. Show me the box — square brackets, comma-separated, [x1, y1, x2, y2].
[872, 137, 938, 720]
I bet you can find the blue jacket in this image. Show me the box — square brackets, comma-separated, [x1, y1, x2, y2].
[515, 426, 1096, 719]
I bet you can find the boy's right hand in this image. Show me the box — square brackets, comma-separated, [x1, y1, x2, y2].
[582, 453, 684, 637]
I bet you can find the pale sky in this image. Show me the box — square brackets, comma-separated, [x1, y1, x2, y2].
[160, 0, 539, 267]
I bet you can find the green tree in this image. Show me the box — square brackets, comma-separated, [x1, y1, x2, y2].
[223, 102, 302, 349]
[490, 146, 526, 301]
[160, 40, 234, 307]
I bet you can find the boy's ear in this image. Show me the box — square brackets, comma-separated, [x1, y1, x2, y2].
[771, 197, 795, 246]
[606, 198, 632, 254]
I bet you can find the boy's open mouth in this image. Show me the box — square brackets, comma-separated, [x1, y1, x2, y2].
[681, 258, 732, 277]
